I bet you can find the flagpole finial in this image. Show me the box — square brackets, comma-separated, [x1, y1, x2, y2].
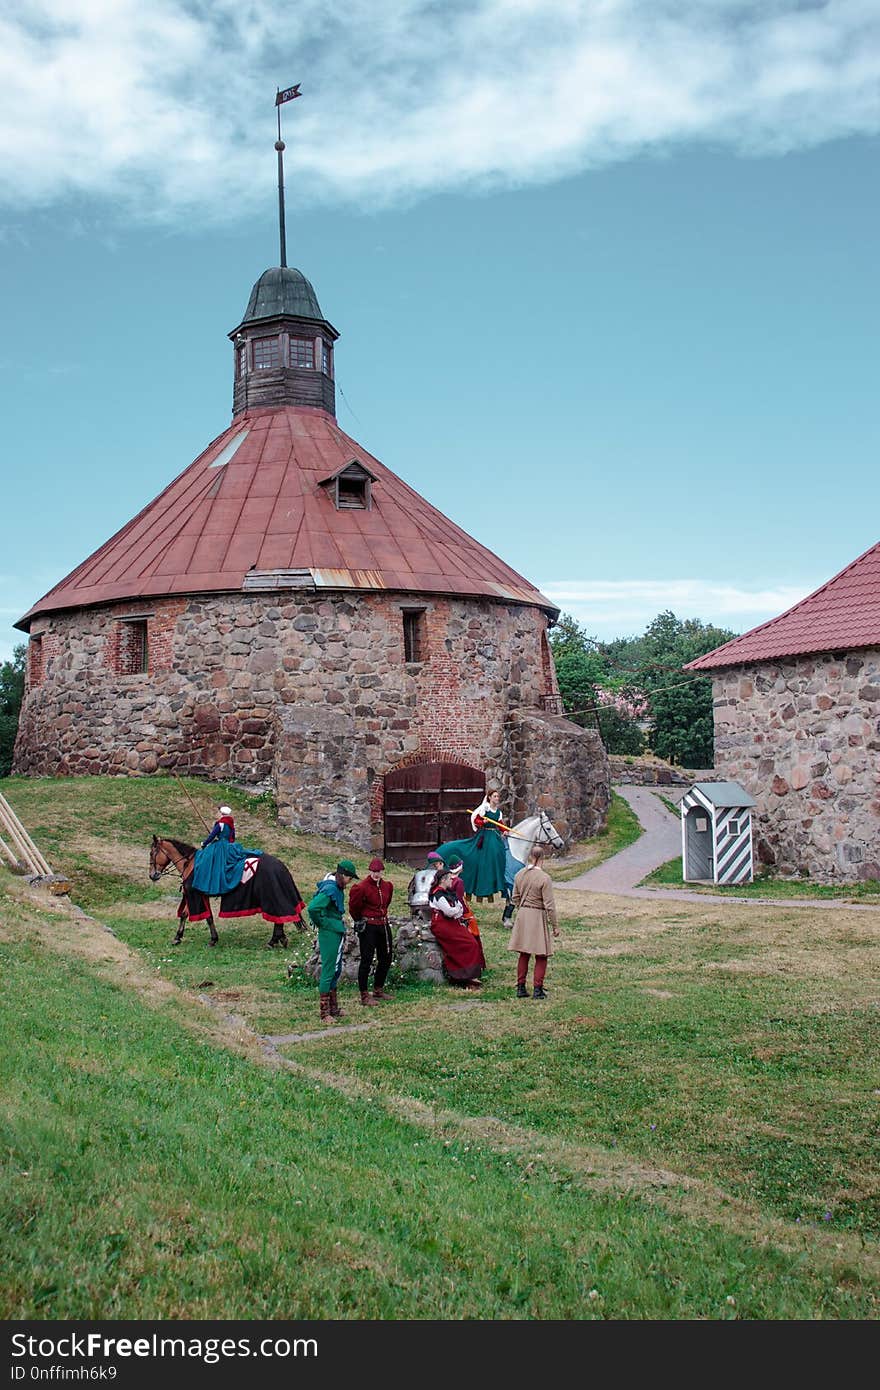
[274, 83, 301, 271]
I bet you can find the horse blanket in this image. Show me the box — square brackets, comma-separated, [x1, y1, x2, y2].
[179, 852, 305, 926]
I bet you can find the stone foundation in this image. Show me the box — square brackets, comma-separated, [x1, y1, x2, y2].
[15, 588, 609, 852]
[711, 649, 880, 881]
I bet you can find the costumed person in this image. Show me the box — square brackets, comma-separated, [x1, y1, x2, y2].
[447, 853, 485, 967]
[408, 849, 445, 920]
[428, 868, 484, 991]
[435, 787, 511, 907]
[349, 858, 394, 1006]
[307, 860, 358, 1022]
[191, 804, 263, 895]
[509, 845, 559, 999]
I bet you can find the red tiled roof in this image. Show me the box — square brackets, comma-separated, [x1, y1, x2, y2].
[686, 540, 880, 670]
[18, 406, 557, 626]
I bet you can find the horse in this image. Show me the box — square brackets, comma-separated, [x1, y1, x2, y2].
[436, 810, 566, 922]
[149, 835, 305, 948]
[502, 811, 566, 923]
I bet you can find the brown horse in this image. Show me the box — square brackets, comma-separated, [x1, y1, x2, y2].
[149, 835, 305, 948]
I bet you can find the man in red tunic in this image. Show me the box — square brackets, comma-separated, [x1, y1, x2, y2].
[348, 857, 395, 1006]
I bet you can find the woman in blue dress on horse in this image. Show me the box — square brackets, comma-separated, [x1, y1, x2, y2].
[192, 804, 262, 895]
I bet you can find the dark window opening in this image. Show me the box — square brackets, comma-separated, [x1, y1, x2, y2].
[337, 475, 369, 509]
[253, 336, 280, 370]
[402, 610, 426, 664]
[118, 619, 148, 675]
[290, 337, 315, 369]
[321, 340, 332, 375]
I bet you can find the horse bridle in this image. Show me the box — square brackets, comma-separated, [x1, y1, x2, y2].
[536, 811, 565, 850]
[150, 840, 192, 882]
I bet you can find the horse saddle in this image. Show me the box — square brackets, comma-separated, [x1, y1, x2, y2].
[241, 856, 261, 885]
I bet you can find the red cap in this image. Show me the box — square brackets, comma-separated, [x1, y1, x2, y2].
[369, 857, 385, 872]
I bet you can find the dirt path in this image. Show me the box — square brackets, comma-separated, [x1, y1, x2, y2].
[557, 785, 880, 913]
[559, 785, 682, 892]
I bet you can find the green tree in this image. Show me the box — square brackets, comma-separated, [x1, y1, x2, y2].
[0, 644, 26, 777]
[634, 612, 735, 766]
[549, 616, 644, 753]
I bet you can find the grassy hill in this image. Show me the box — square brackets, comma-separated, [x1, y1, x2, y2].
[1, 774, 878, 1319]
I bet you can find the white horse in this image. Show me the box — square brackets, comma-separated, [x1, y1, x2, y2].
[503, 811, 566, 923]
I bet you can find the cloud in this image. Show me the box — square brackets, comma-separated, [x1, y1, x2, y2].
[0, 1, 877, 222]
[540, 577, 813, 637]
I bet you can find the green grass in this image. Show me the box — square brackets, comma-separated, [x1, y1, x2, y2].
[2, 774, 879, 1318]
[642, 855, 880, 901]
[552, 791, 643, 881]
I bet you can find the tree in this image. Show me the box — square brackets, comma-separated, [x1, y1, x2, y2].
[0, 645, 25, 777]
[550, 610, 735, 766]
[549, 616, 645, 754]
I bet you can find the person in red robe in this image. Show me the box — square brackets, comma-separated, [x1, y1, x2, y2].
[429, 868, 484, 990]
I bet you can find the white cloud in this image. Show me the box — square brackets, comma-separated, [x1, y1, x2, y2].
[0, 1, 877, 222]
[540, 577, 812, 637]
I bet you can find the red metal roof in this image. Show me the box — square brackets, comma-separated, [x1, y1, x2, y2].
[686, 540, 880, 670]
[18, 406, 557, 626]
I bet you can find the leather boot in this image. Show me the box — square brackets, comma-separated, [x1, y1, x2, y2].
[329, 989, 345, 1018]
[319, 993, 333, 1022]
[372, 986, 393, 1000]
[359, 990, 378, 1007]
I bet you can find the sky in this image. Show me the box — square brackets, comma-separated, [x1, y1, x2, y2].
[1, 0, 879, 663]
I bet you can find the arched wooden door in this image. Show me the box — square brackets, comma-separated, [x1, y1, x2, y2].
[384, 762, 485, 866]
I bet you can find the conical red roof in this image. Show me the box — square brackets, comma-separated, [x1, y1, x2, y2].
[18, 405, 556, 626]
[686, 540, 880, 670]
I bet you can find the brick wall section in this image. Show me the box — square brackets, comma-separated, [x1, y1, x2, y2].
[711, 648, 880, 880]
[14, 589, 609, 850]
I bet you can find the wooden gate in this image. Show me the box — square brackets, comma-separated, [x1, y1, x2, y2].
[384, 762, 485, 866]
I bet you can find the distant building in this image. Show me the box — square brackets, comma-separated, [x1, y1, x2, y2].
[687, 542, 880, 880]
[14, 263, 609, 858]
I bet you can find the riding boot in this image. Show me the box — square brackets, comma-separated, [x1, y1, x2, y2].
[359, 990, 378, 1007]
[372, 987, 393, 1000]
[319, 993, 333, 1022]
[501, 902, 515, 926]
[329, 989, 345, 1018]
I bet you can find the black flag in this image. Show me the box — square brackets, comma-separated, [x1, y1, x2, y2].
[276, 84, 302, 105]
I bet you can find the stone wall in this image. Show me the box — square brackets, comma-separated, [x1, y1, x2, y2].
[15, 587, 607, 851]
[711, 649, 880, 880]
[507, 708, 610, 843]
[607, 756, 715, 786]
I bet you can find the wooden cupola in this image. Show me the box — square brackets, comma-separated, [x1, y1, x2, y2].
[228, 266, 340, 418]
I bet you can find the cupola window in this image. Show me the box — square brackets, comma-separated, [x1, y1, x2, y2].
[321, 340, 332, 376]
[253, 337, 281, 370]
[237, 344, 247, 376]
[290, 337, 315, 369]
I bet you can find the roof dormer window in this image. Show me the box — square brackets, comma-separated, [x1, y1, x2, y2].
[319, 459, 377, 511]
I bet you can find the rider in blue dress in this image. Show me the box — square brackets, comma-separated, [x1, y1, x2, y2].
[191, 805, 262, 895]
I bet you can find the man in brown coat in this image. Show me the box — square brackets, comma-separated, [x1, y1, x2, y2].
[508, 845, 559, 999]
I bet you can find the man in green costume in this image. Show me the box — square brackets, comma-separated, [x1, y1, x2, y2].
[308, 859, 358, 1022]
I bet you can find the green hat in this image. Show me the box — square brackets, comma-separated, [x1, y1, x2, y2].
[337, 859, 358, 878]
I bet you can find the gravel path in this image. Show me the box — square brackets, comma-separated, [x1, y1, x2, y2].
[559, 785, 682, 893]
[555, 784, 880, 912]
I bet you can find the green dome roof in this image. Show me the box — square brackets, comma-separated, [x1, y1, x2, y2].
[241, 267, 324, 325]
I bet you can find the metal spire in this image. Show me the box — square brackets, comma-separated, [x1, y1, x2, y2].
[274, 83, 302, 269]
